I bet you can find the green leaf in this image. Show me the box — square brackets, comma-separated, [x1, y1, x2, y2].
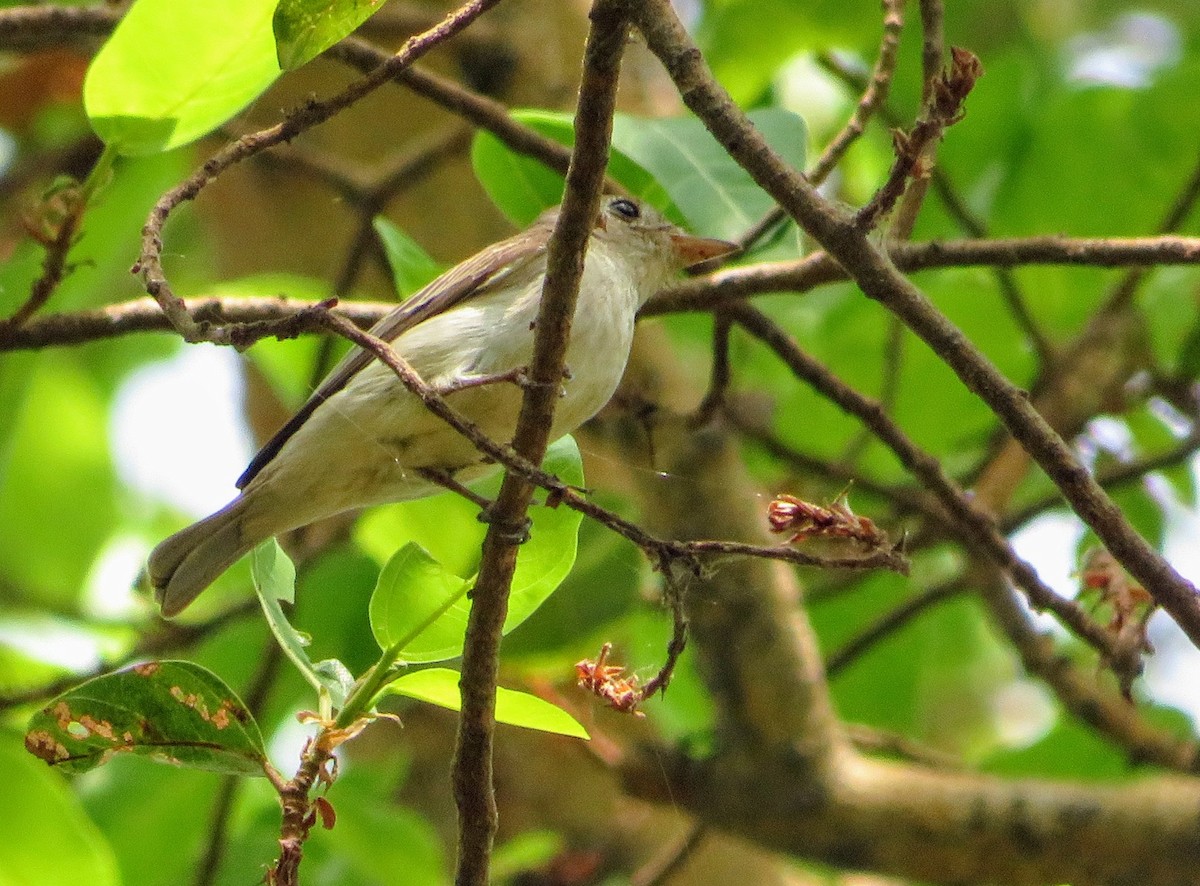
[252, 535, 297, 605]
[251, 540, 356, 707]
[373, 217, 444, 297]
[1, 740, 120, 886]
[611, 108, 807, 241]
[275, 0, 391, 71]
[369, 542, 472, 663]
[83, 0, 281, 155]
[363, 436, 585, 662]
[506, 436, 585, 627]
[24, 661, 267, 776]
[698, 0, 882, 104]
[386, 668, 589, 739]
[470, 110, 679, 226]
[1174, 311, 1200, 379]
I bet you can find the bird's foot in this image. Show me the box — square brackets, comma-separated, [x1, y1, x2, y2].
[478, 507, 532, 545]
[437, 366, 529, 396]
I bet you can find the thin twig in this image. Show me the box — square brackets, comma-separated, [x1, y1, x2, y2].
[645, 234, 1200, 317]
[625, 0, 1200, 651]
[133, 0, 504, 344]
[727, 405, 940, 521]
[839, 313, 905, 467]
[855, 46, 981, 233]
[812, 0, 904, 186]
[738, 0, 904, 252]
[816, 48, 1057, 366]
[727, 302, 1121, 660]
[328, 39, 631, 198]
[689, 308, 734, 426]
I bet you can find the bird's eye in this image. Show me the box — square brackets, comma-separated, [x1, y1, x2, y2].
[610, 198, 640, 220]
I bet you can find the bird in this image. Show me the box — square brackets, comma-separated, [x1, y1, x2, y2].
[149, 195, 735, 617]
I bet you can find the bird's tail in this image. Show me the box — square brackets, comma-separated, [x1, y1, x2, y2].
[148, 498, 254, 617]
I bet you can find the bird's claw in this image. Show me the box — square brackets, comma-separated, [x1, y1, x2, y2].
[477, 508, 532, 545]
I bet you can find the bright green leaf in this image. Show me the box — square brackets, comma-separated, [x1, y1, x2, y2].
[373, 217, 444, 297]
[362, 436, 585, 662]
[252, 536, 297, 606]
[275, 0, 391, 71]
[369, 541, 471, 663]
[386, 667, 589, 738]
[83, 0, 281, 155]
[24, 661, 267, 776]
[506, 435, 585, 628]
[357, 488, 488, 581]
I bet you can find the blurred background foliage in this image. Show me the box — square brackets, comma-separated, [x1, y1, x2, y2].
[2, 0, 1200, 884]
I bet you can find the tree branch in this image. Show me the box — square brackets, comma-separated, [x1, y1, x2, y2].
[5, 234, 1200, 352]
[134, 0, 503, 345]
[451, 4, 627, 882]
[623, 0, 1200, 652]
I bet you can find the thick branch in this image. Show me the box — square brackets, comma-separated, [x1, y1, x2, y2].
[623, 743, 1200, 886]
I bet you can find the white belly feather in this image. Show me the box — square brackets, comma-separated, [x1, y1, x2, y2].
[240, 239, 641, 536]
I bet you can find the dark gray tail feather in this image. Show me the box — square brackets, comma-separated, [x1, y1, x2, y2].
[147, 499, 253, 617]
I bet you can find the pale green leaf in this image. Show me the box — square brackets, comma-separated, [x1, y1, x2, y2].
[611, 108, 807, 241]
[470, 110, 679, 226]
[251, 540, 355, 706]
[361, 436, 585, 662]
[369, 542, 471, 663]
[386, 667, 589, 738]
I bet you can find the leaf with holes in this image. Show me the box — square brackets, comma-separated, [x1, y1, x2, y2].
[24, 661, 267, 776]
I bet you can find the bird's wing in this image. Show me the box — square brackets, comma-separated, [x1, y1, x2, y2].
[236, 225, 551, 490]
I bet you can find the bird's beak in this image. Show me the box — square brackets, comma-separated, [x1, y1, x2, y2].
[669, 232, 739, 268]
